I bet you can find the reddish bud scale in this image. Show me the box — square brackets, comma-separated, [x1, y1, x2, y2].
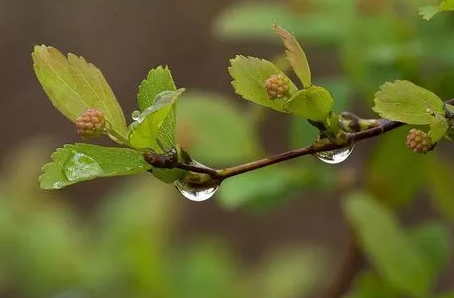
[406, 128, 432, 154]
[265, 74, 290, 100]
[75, 108, 106, 139]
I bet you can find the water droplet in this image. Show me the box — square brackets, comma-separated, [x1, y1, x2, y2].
[63, 152, 103, 181]
[314, 144, 355, 164]
[131, 110, 141, 121]
[174, 160, 218, 202]
[175, 179, 218, 202]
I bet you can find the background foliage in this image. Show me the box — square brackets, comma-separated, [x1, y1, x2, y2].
[1, 0, 454, 297]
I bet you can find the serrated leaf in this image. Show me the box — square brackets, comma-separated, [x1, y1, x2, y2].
[32, 45, 128, 142]
[137, 66, 177, 111]
[343, 192, 432, 298]
[40, 143, 151, 189]
[285, 86, 334, 121]
[408, 222, 451, 274]
[419, 6, 440, 20]
[420, 1, 454, 20]
[228, 55, 297, 113]
[129, 89, 183, 151]
[177, 92, 260, 165]
[274, 25, 311, 88]
[429, 114, 449, 143]
[373, 80, 444, 125]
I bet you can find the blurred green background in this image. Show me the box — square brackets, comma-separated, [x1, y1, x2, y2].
[1, 0, 454, 297]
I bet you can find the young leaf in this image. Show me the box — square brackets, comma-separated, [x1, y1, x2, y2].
[32, 45, 128, 142]
[373, 80, 444, 125]
[137, 66, 177, 111]
[344, 192, 432, 298]
[419, 6, 440, 20]
[274, 25, 312, 88]
[129, 89, 184, 151]
[40, 143, 151, 190]
[284, 86, 334, 121]
[228, 55, 297, 113]
[429, 114, 449, 143]
[419, 1, 454, 20]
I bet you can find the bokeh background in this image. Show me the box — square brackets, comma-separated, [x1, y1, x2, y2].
[1, 0, 454, 297]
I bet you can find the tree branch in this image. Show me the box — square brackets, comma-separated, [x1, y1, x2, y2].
[144, 98, 454, 182]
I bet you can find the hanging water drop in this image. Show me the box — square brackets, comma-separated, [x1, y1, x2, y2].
[174, 179, 218, 202]
[314, 144, 355, 164]
[174, 159, 219, 202]
[131, 110, 141, 121]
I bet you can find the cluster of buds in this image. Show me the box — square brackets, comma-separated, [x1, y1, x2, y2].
[75, 108, 106, 139]
[265, 74, 290, 100]
[406, 128, 432, 154]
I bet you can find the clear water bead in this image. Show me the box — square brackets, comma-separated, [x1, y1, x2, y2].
[174, 159, 219, 202]
[174, 179, 218, 202]
[314, 144, 355, 164]
[131, 110, 141, 121]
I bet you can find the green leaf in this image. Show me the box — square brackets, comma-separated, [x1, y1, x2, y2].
[274, 25, 311, 88]
[419, 6, 440, 20]
[429, 114, 449, 143]
[408, 222, 451, 274]
[40, 143, 151, 189]
[373, 80, 444, 125]
[137, 66, 177, 111]
[345, 271, 400, 298]
[32, 45, 128, 142]
[228, 55, 297, 113]
[419, 1, 454, 20]
[285, 86, 334, 121]
[177, 92, 260, 165]
[343, 192, 432, 298]
[129, 89, 183, 151]
[316, 77, 351, 111]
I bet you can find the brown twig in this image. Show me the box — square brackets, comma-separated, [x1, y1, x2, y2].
[144, 98, 454, 182]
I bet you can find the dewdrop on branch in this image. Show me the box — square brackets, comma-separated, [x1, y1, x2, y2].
[75, 108, 106, 139]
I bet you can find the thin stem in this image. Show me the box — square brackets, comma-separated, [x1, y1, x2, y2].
[175, 163, 219, 177]
[216, 119, 403, 180]
[145, 98, 454, 181]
